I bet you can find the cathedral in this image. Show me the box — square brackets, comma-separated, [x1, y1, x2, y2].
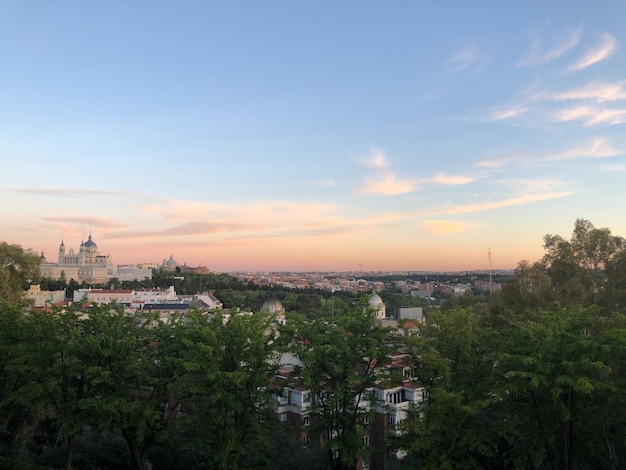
[40, 233, 117, 283]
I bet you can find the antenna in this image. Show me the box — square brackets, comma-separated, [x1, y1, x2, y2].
[485, 247, 493, 292]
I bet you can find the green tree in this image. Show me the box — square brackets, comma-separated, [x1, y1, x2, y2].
[286, 298, 393, 470]
[542, 219, 624, 305]
[174, 312, 279, 469]
[499, 304, 622, 469]
[0, 242, 40, 304]
[76, 306, 183, 469]
[0, 301, 44, 459]
[499, 260, 556, 313]
[25, 307, 91, 470]
[399, 308, 501, 469]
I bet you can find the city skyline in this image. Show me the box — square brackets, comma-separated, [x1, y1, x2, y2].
[2, 3, 626, 272]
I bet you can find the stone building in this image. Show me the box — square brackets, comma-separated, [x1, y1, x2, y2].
[40, 233, 116, 283]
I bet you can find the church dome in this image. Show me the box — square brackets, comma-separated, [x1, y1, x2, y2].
[166, 255, 178, 266]
[261, 298, 285, 315]
[83, 234, 97, 250]
[369, 293, 384, 309]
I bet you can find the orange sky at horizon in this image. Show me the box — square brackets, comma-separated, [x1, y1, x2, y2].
[21, 227, 547, 273]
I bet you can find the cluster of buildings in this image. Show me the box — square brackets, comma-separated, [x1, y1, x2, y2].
[238, 273, 502, 299]
[28, 284, 223, 316]
[38, 234, 211, 284]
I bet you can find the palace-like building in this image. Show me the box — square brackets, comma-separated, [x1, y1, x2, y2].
[40, 233, 117, 283]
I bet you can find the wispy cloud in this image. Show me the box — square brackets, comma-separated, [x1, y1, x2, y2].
[355, 148, 477, 196]
[551, 105, 626, 126]
[5, 187, 139, 199]
[315, 179, 339, 187]
[565, 32, 618, 73]
[429, 173, 477, 185]
[420, 191, 573, 216]
[142, 200, 338, 225]
[476, 138, 622, 168]
[600, 163, 626, 172]
[359, 174, 417, 195]
[99, 199, 428, 244]
[358, 172, 477, 196]
[39, 216, 127, 229]
[486, 104, 530, 121]
[446, 44, 491, 74]
[533, 80, 626, 102]
[356, 149, 391, 169]
[518, 26, 582, 66]
[548, 137, 622, 161]
[422, 220, 480, 234]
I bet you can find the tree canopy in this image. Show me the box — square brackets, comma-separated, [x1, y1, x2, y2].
[0, 242, 40, 303]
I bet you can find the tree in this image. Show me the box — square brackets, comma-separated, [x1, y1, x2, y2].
[174, 312, 279, 469]
[75, 306, 183, 470]
[24, 307, 91, 470]
[399, 308, 502, 469]
[542, 219, 624, 305]
[0, 242, 40, 304]
[499, 304, 623, 469]
[499, 260, 556, 313]
[286, 298, 393, 470]
[0, 301, 43, 458]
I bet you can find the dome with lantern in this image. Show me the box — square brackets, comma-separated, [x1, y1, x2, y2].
[368, 293, 386, 319]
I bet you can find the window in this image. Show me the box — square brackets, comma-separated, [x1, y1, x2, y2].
[388, 415, 396, 426]
[303, 435, 311, 447]
[303, 416, 310, 427]
[363, 435, 370, 447]
[280, 413, 288, 422]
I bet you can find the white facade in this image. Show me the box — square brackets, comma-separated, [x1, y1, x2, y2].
[40, 234, 116, 283]
[132, 286, 177, 305]
[116, 265, 153, 282]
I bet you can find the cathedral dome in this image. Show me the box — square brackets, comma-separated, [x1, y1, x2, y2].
[83, 234, 97, 250]
[261, 298, 285, 315]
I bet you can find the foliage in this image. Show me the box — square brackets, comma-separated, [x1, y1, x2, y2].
[173, 312, 280, 470]
[399, 308, 501, 469]
[0, 242, 40, 304]
[286, 297, 393, 470]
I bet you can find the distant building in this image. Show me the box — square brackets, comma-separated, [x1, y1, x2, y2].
[261, 298, 286, 325]
[73, 289, 133, 305]
[161, 255, 180, 272]
[369, 293, 386, 319]
[27, 285, 66, 307]
[40, 233, 116, 283]
[474, 279, 501, 293]
[396, 306, 423, 322]
[116, 265, 153, 282]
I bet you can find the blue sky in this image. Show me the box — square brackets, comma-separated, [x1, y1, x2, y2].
[2, 2, 625, 271]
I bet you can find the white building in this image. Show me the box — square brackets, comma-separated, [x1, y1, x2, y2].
[116, 265, 153, 282]
[40, 234, 116, 284]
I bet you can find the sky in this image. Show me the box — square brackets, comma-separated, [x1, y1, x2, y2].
[2, 2, 626, 272]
